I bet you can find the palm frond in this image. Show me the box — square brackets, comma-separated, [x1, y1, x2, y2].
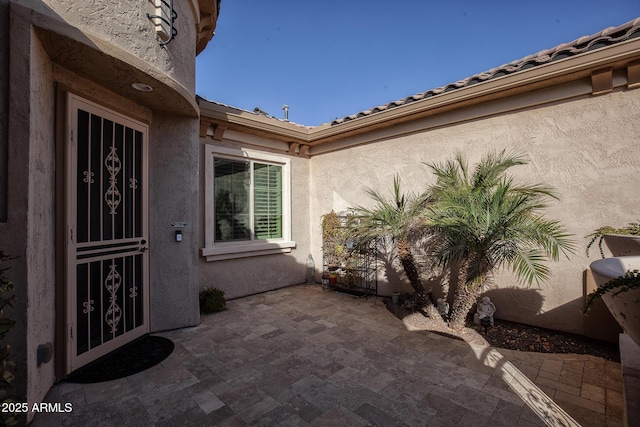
[507, 249, 552, 286]
[511, 182, 560, 202]
[423, 149, 574, 288]
[472, 149, 528, 190]
[349, 174, 428, 243]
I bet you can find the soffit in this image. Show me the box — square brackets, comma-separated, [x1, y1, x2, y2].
[36, 27, 198, 117]
[196, 0, 221, 55]
[198, 98, 316, 144]
[14, 1, 219, 118]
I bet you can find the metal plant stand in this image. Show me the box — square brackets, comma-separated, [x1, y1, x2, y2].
[321, 213, 377, 297]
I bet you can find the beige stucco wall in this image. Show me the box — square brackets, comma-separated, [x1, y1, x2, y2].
[19, 51, 159, 416]
[198, 138, 312, 299]
[0, 6, 59, 413]
[40, 0, 198, 93]
[2, 0, 209, 414]
[38, 1, 205, 335]
[309, 88, 640, 335]
[51, 73, 203, 342]
[25, 33, 57, 411]
[149, 114, 201, 331]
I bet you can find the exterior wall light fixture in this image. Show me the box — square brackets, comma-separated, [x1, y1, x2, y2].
[147, 0, 178, 47]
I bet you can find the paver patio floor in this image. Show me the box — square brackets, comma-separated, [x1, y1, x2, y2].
[31, 284, 623, 426]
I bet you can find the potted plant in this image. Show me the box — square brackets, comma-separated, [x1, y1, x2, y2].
[344, 256, 358, 288]
[391, 291, 400, 304]
[321, 211, 342, 239]
[585, 260, 640, 346]
[322, 211, 342, 266]
[586, 221, 640, 258]
[328, 270, 338, 285]
[322, 211, 349, 274]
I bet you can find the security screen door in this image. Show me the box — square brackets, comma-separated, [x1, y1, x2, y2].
[66, 94, 149, 373]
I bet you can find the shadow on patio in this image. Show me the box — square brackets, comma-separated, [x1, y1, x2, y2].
[31, 284, 622, 426]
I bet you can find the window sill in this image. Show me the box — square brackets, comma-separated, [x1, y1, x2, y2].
[201, 241, 296, 262]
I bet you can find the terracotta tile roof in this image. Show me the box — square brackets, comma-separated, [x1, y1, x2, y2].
[330, 17, 640, 126]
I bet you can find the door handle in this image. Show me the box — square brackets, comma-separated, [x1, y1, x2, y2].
[140, 246, 148, 253]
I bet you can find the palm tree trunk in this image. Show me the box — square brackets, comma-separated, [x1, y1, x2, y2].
[397, 240, 431, 307]
[448, 283, 481, 330]
[448, 261, 480, 329]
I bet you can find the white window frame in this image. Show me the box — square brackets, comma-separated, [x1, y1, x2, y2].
[202, 145, 295, 261]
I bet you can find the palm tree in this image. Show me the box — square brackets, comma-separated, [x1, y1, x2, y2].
[423, 150, 575, 329]
[349, 175, 432, 307]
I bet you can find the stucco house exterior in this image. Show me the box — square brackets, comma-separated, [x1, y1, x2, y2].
[1, 0, 220, 416]
[197, 17, 640, 340]
[1, 0, 639, 416]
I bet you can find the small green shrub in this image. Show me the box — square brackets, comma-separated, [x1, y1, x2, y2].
[199, 288, 227, 314]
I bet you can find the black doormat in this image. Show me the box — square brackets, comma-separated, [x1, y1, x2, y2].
[66, 335, 174, 383]
[328, 284, 372, 298]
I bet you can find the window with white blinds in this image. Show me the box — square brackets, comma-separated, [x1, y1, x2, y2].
[203, 145, 294, 261]
[253, 163, 282, 240]
[213, 158, 282, 242]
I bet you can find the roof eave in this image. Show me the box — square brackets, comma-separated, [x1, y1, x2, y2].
[198, 99, 314, 144]
[198, 36, 640, 150]
[307, 37, 640, 146]
[195, 0, 221, 56]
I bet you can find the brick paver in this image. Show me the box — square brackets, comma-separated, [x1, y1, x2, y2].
[31, 284, 623, 426]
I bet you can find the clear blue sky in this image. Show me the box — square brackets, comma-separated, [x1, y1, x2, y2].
[196, 1, 640, 126]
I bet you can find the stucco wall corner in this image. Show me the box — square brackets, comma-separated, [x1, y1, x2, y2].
[149, 114, 201, 332]
[25, 28, 57, 416]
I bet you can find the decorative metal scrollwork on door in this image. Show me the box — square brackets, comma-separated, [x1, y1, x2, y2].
[73, 104, 146, 359]
[104, 262, 123, 334]
[104, 146, 122, 215]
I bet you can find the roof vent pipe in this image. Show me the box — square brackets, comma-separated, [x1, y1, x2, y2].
[282, 104, 289, 121]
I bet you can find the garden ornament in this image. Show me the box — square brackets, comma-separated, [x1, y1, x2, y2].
[473, 296, 496, 326]
[436, 298, 449, 316]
